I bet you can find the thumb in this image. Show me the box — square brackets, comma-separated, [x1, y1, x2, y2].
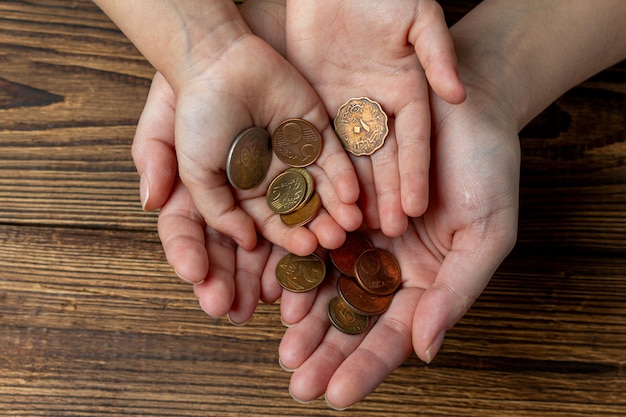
[132, 72, 177, 211]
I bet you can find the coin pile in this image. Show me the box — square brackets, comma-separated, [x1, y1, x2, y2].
[275, 232, 402, 336]
[328, 233, 401, 335]
[334, 97, 389, 156]
[226, 118, 323, 228]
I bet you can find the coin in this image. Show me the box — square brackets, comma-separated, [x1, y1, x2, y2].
[334, 97, 389, 156]
[327, 296, 369, 335]
[285, 167, 314, 211]
[329, 232, 373, 277]
[272, 118, 322, 167]
[266, 169, 307, 214]
[276, 252, 326, 293]
[354, 248, 401, 296]
[280, 191, 322, 227]
[226, 127, 273, 190]
[337, 274, 393, 316]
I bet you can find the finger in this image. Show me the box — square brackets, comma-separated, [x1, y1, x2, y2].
[193, 227, 237, 318]
[278, 278, 341, 372]
[409, 2, 466, 104]
[227, 237, 272, 325]
[132, 71, 177, 211]
[157, 180, 208, 284]
[412, 228, 516, 363]
[324, 288, 420, 410]
[369, 125, 408, 237]
[260, 245, 288, 305]
[393, 89, 431, 217]
[351, 154, 379, 230]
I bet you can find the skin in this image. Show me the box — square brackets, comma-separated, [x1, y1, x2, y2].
[123, 0, 626, 410]
[94, 0, 362, 258]
[286, 0, 466, 237]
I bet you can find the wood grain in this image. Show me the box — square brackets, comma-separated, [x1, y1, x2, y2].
[1, 1, 625, 416]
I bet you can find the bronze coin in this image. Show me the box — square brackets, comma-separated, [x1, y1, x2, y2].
[226, 126, 272, 190]
[266, 169, 307, 214]
[334, 97, 389, 156]
[272, 118, 322, 167]
[329, 232, 373, 277]
[327, 296, 369, 335]
[354, 248, 401, 296]
[285, 167, 314, 210]
[337, 274, 392, 316]
[275, 252, 326, 293]
[280, 191, 322, 227]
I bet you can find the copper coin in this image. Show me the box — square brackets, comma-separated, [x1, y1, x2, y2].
[280, 191, 322, 227]
[337, 274, 392, 316]
[266, 169, 307, 214]
[226, 126, 272, 190]
[275, 252, 326, 293]
[272, 118, 322, 167]
[329, 232, 373, 277]
[354, 248, 401, 296]
[285, 167, 314, 210]
[327, 296, 369, 335]
[334, 97, 389, 156]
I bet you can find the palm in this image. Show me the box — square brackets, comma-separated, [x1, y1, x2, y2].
[279, 88, 520, 408]
[286, 0, 465, 236]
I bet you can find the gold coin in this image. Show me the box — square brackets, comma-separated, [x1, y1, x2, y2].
[275, 252, 326, 293]
[284, 167, 314, 211]
[280, 191, 322, 227]
[327, 296, 369, 335]
[354, 248, 401, 296]
[226, 127, 272, 190]
[334, 97, 389, 156]
[266, 169, 307, 214]
[272, 118, 322, 167]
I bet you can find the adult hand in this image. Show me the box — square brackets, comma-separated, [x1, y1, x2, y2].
[278, 67, 520, 409]
[286, 0, 466, 236]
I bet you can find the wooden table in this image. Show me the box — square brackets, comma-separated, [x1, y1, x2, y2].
[1, 1, 625, 416]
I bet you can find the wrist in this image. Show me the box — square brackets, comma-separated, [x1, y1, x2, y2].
[450, 0, 626, 132]
[95, 0, 251, 92]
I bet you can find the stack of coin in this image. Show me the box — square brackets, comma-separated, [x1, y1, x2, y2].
[327, 232, 401, 335]
[266, 118, 323, 227]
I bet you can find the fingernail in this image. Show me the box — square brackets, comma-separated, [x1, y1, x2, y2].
[139, 173, 150, 211]
[324, 393, 349, 411]
[227, 313, 248, 327]
[174, 268, 194, 284]
[280, 317, 296, 328]
[278, 357, 296, 373]
[289, 387, 311, 405]
[425, 330, 446, 364]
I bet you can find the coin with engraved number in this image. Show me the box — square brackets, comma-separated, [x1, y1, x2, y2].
[276, 252, 326, 293]
[226, 127, 273, 190]
[354, 248, 401, 296]
[272, 118, 322, 167]
[334, 97, 389, 156]
[266, 169, 307, 214]
[285, 167, 314, 211]
[337, 274, 393, 316]
[330, 232, 373, 277]
[280, 191, 321, 227]
[327, 296, 369, 335]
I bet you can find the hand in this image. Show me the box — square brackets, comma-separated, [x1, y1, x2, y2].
[286, 0, 465, 236]
[101, 0, 362, 254]
[278, 72, 519, 408]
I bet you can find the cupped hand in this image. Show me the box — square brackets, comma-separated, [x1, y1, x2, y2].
[286, 0, 465, 236]
[138, 1, 361, 253]
[278, 79, 520, 408]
